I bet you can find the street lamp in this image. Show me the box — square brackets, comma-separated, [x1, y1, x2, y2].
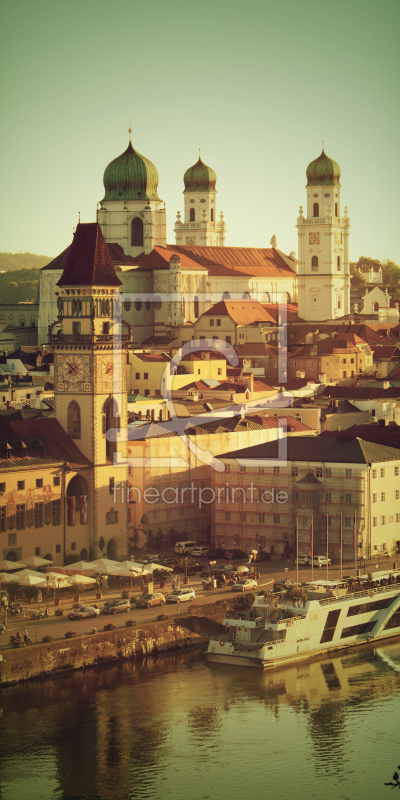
[46, 574, 50, 610]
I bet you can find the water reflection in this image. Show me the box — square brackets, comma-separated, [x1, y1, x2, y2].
[0, 641, 399, 800]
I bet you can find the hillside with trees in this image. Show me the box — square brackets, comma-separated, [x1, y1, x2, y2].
[0, 269, 41, 303]
[0, 252, 52, 271]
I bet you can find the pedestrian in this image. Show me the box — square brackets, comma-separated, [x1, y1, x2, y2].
[15, 630, 22, 642]
[23, 628, 29, 643]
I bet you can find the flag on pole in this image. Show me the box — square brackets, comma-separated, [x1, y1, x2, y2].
[80, 495, 88, 525]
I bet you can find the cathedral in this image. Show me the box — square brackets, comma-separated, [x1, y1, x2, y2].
[38, 139, 351, 346]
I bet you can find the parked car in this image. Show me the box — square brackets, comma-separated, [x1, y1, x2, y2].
[224, 549, 246, 560]
[231, 578, 258, 592]
[191, 547, 209, 558]
[223, 564, 249, 576]
[121, 590, 137, 600]
[166, 588, 195, 603]
[273, 580, 297, 593]
[135, 592, 166, 609]
[68, 605, 100, 620]
[207, 548, 225, 560]
[103, 599, 131, 615]
[311, 555, 332, 567]
[163, 558, 179, 567]
[144, 554, 160, 562]
[251, 551, 271, 562]
[296, 555, 309, 566]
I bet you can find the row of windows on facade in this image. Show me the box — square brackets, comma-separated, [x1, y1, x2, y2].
[0, 477, 60, 494]
[221, 466, 399, 478]
[71, 321, 110, 335]
[312, 202, 339, 217]
[311, 256, 341, 271]
[28, 545, 87, 557]
[0, 498, 89, 532]
[0, 500, 61, 530]
[188, 208, 214, 222]
[293, 356, 358, 367]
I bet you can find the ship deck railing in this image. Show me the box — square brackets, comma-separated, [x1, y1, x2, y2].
[318, 582, 400, 606]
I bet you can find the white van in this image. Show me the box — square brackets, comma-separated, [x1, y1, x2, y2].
[174, 540, 197, 555]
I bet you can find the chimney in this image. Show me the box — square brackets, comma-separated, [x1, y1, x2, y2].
[241, 372, 254, 392]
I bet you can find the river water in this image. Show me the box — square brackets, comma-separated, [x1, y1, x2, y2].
[0, 640, 399, 800]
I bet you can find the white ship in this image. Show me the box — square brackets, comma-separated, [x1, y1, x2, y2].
[206, 573, 400, 669]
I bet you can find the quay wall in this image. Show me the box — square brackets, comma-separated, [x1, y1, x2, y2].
[0, 602, 229, 687]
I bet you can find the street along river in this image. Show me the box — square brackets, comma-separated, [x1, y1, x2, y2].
[0, 638, 399, 800]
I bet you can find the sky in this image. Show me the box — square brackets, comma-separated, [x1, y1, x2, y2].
[1, 0, 399, 265]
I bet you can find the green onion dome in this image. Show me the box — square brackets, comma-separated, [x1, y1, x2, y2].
[102, 141, 161, 202]
[183, 156, 217, 192]
[306, 149, 341, 186]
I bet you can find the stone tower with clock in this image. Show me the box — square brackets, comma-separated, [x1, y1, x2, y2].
[52, 222, 130, 560]
[297, 149, 351, 321]
[174, 155, 227, 247]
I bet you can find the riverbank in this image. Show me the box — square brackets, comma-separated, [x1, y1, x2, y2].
[0, 600, 229, 687]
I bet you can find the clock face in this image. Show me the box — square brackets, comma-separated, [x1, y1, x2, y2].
[56, 355, 91, 392]
[102, 358, 114, 377]
[309, 232, 320, 244]
[336, 233, 342, 244]
[62, 356, 83, 382]
[186, 236, 196, 245]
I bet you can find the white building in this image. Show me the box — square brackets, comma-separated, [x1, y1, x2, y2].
[297, 149, 351, 321]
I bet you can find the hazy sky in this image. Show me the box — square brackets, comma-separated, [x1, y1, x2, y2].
[1, 0, 399, 264]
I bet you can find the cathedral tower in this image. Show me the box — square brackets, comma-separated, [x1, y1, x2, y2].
[174, 155, 226, 246]
[97, 135, 167, 257]
[297, 149, 350, 321]
[53, 223, 130, 559]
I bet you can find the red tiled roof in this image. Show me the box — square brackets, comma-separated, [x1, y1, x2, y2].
[171, 246, 297, 277]
[130, 247, 208, 272]
[132, 353, 170, 362]
[201, 300, 275, 325]
[1, 418, 91, 465]
[57, 223, 122, 287]
[320, 386, 400, 400]
[42, 241, 136, 272]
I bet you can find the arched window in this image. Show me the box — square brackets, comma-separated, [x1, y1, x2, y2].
[72, 299, 82, 315]
[338, 297, 341, 309]
[151, 409, 155, 421]
[103, 397, 119, 462]
[262, 292, 271, 303]
[194, 296, 199, 318]
[242, 292, 251, 300]
[210, 208, 214, 221]
[181, 298, 185, 318]
[374, 301, 379, 312]
[222, 292, 231, 301]
[311, 256, 318, 271]
[154, 296, 162, 311]
[68, 401, 81, 439]
[67, 474, 89, 527]
[337, 256, 341, 270]
[313, 202, 319, 217]
[335, 203, 338, 217]
[190, 208, 195, 222]
[131, 217, 144, 247]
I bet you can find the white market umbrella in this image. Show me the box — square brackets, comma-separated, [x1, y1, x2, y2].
[146, 562, 173, 572]
[112, 567, 151, 577]
[66, 574, 96, 586]
[14, 569, 47, 579]
[63, 561, 97, 573]
[92, 562, 121, 575]
[37, 572, 72, 588]
[0, 572, 22, 583]
[129, 561, 154, 571]
[117, 561, 144, 571]
[0, 560, 27, 571]
[22, 556, 53, 568]
[14, 573, 46, 586]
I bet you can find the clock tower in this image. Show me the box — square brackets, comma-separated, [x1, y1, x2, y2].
[53, 222, 131, 560]
[297, 149, 351, 321]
